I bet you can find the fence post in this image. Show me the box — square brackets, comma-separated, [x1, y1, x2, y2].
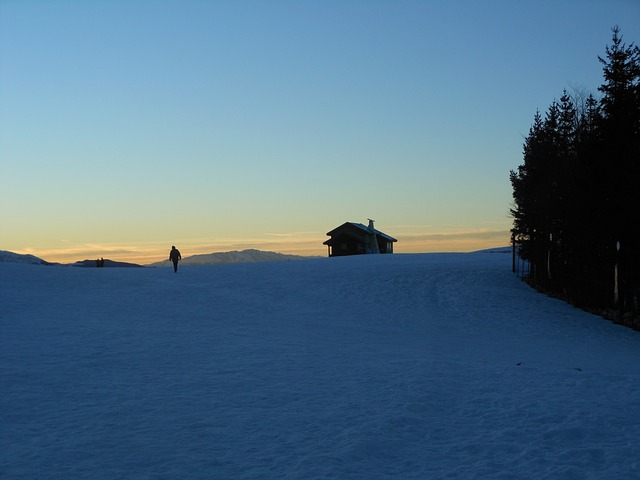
[512, 233, 516, 273]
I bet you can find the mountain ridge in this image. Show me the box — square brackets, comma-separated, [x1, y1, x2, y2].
[0, 250, 51, 265]
[147, 248, 318, 267]
[0, 249, 319, 267]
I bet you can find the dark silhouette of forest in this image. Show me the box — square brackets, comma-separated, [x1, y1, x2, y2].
[510, 26, 640, 329]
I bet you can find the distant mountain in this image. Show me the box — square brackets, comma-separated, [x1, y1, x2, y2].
[0, 249, 314, 268]
[148, 249, 315, 267]
[72, 259, 144, 268]
[0, 250, 50, 265]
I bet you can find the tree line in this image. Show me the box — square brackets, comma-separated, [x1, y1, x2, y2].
[510, 26, 640, 329]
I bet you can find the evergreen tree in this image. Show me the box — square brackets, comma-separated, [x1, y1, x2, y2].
[511, 27, 640, 321]
[597, 27, 640, 237]
[510, 112, 544, 264]
[597, 26, 640, 314]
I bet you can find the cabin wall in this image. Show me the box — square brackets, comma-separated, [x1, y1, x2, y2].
[378, 238, 394, 254]
[327, 235, 394, 256]
[328, 237, 365, 257]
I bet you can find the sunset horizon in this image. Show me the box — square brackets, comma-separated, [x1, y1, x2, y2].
[8, 226, 512, 265]
[2, 2, 636, 272]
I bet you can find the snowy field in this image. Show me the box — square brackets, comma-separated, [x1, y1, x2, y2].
[2, 252, 640, 479]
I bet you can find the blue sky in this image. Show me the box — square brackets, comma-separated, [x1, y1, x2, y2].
[1, 0, 639, 263]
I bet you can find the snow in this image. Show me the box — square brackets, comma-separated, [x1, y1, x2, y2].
[1, 252, 639, 479]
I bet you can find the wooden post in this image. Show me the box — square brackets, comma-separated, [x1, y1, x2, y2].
[511, 233, 516, 273]
[614, 240, 620, 310]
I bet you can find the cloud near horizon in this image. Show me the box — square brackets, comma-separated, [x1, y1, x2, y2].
[396, 229, 511, 253]
[11, 229, 511, 264]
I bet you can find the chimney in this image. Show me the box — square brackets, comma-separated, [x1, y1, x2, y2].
[367, 219, 380, 254]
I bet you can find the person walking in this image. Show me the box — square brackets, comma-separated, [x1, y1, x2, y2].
[169, 245, 181, 272]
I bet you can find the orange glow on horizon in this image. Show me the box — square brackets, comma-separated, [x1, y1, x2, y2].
[11, 229, 511, 265]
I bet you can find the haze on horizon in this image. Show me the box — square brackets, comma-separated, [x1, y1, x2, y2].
[8, 227, 511, 265]
[2, 1, 638, 265]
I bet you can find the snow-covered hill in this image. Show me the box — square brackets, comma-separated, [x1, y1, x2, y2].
[2, 252, 639, 479]
[0, 250, 49, 265]
[148, 248, 315, 267]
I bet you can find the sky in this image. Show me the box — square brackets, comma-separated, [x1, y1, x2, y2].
[1, 0, 639, 264]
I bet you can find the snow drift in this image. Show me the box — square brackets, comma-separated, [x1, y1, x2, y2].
[1, 252, 639, 479]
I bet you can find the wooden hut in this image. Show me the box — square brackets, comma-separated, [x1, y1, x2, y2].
[323, 219, 397, 257]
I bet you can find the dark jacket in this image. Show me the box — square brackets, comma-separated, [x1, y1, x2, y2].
[169, 248, 181, 262]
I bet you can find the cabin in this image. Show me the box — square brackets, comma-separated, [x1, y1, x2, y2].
[323, 219, 397, 257]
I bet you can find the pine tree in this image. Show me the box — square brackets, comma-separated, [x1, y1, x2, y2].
[510, 106, 561, 286]
[597, 26, 640, 316]
[511, 27, 640, 318]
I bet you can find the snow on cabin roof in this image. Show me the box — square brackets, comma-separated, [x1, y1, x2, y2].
[326, 222, 398, 242]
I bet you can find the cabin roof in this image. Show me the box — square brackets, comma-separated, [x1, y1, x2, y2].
[324, 222, 398, 245]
